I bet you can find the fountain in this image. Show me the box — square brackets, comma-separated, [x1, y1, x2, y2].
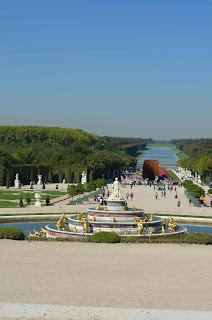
[45, 178, 186, 239]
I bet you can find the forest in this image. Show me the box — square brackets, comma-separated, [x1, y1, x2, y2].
[171, 138, 212, 183]
[0, 126, 147, 186]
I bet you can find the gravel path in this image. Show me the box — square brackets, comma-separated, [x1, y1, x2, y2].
[0, 240, 212, 312]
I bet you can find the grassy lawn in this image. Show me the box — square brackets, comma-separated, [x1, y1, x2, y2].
[176, 153, 189, 160]
[166, 170, 180, 181]
[0, 189, 68, 206]
[171, 147, 180, 152]
[147, 143, 175, 147]
[0, 201, 20, 208]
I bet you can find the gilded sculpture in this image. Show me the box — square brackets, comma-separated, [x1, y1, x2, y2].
[56, 213, 68, 231]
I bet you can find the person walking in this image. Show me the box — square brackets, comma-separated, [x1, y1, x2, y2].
[189, 198, 192, 206]
[126, 193, 129, 200]
[177, 200, 181, 207]
[164, 190, 166, 198]
[130, 192, 134, 200]
[155, 192, 158, 200]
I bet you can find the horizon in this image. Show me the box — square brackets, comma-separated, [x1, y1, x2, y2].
[0, 0, 212, 139]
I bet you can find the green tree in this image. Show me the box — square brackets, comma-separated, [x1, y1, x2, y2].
[6, 170, 13, 188]
[48, 168, 53, 183]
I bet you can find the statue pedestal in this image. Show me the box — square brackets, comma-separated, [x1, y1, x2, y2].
[14, 180, 20, 188]
[81, 177, 87, 184]
[34, 191, 42, 207]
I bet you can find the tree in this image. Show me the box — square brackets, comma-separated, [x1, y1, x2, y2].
[6, 170, 13, 188]
[30, 169, 35, 182]
[67, 168, 72, 183]
[19, 198, 23, 207]
[26, 193, 31, 205]
[58, 170, 63, 183]
[67, 185, 77, 200]
[48, 168, 53, 183]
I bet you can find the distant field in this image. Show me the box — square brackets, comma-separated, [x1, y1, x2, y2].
[147, 143, 175, 147]
[166, 170, 180, 181]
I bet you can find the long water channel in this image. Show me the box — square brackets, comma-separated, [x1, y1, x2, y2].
[137, 147, 179, 166]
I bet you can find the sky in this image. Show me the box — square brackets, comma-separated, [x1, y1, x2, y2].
[0, 0, 212, 139]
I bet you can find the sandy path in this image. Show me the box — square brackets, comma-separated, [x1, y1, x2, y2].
[0, 240, 212, 311]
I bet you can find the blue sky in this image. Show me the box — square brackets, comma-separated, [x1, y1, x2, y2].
[0, 0, 211, 139]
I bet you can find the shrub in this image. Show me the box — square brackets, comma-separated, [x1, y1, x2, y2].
[208, 189, 212, 194]
[183, 180, 205, 199]
[183, 233, 212, 245]
[0, 227, 25, 240]
[88, 231, 120, 243]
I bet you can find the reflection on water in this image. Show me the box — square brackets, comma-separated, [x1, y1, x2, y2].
[138, 147, 179, 165]
[0, 221, 212, 236]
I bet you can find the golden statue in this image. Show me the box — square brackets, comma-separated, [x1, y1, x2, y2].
[72, 226, 78, 232]
[137, 220, 144, 234]
[132, 205, 137, 211]
[141, 214, 148, 222]
[111, 228, 114, 233]
[103, 206, 108, 211]
[83, 220, 89, 233]
[29, 228, 46, 238]
[90, 216, 96, 221]
[133, 217, 138, 222]
[76, 212, 85, 220]
[149, 214, 154, 221]
[112, 217, 117, 222]
[168, 218, 179, 233]
[161, 226, 166, 233]
[124, 229, 130, 235]
[56, 213, 68, 231]
[95, 204, 100, 210]
[121, 205, 129, 211]
[96, 229, 101, 233]
[149, 227, 155, 234]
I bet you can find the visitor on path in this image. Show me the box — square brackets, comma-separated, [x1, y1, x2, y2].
[210, 198, 212, 208]
[177, 200, 181, 207]
[130, 192, 134, 200]
[107, 191, 110, 197]
[100, 197, 103, 205]
[189, 198, 192, 206]
[164, 190, 166, 198]
[155, 192, 158, 200]
[161, 190, 164, 197]
[126, 193, 129, 200]
[175, 191, 178, 199]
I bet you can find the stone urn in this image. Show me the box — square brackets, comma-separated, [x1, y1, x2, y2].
[34, 190, 42, 207]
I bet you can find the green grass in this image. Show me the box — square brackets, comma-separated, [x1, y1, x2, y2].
[0, 201, 20, 208]
[176, 153, 189, 160]
[171, 147, 180, 152]
[166, 170, 180, 181]
[147, 143, 175, 147]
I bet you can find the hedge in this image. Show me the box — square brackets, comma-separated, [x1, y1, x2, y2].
[88, 231, 121, 243]
[0, 227, 25, 240]
[183, 180, 205, 199]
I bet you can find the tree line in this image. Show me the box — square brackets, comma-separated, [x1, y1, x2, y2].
[0, 126, 142, 186]
[172, 138, 212, 183]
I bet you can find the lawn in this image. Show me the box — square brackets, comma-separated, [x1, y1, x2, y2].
[166, 170, 180, 181]
[0, 189, 68, 206]
[0, 201, 20, 208]
[176, 153, 189, 160]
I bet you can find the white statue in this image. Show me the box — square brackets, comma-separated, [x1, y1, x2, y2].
[81, 171, 87, 184]
[108, 177, 123, 200]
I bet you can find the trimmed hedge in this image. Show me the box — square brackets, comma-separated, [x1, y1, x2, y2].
[208, 189, 212, 194]
[183, 180, 205, 199]
[0, 227, 25, 240]
[88, 231, 121, 243]
[120, 233, 212, 245]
